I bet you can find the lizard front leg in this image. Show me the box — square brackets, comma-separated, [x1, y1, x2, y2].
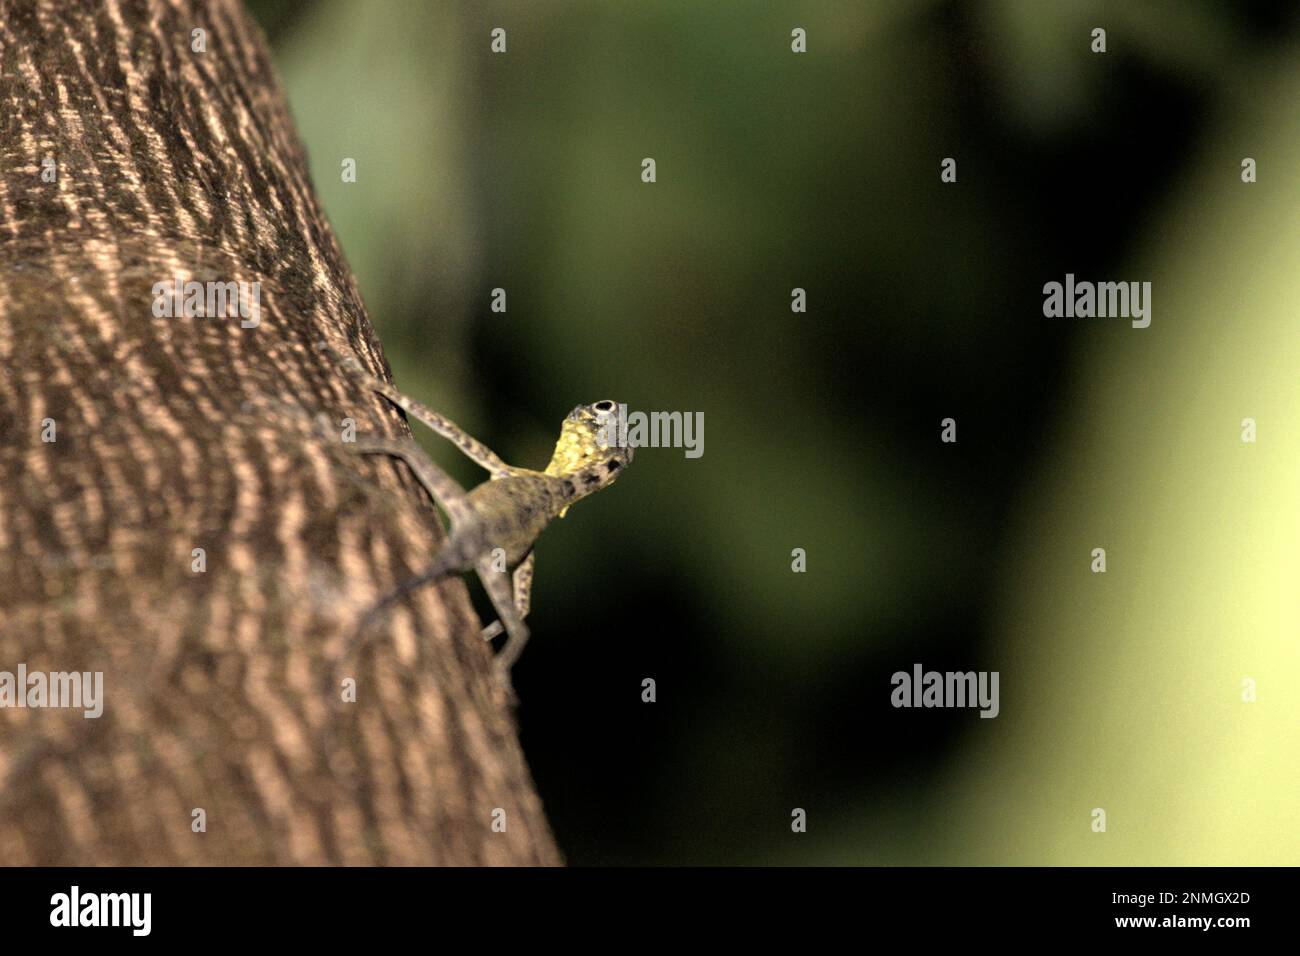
[321, 341, 513, 478]
[350, 437, 475, 527]
[481, 550, 535, 642]
[476, 553, 531, 695]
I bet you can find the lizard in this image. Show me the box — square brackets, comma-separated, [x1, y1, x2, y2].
[318, 341, 633, 696]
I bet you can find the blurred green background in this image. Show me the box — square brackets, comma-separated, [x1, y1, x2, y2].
[247, 0, 1299, 864]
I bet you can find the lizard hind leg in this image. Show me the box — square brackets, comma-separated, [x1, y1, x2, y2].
[324, 548, 461, 762]
[331, 437, 473, 678]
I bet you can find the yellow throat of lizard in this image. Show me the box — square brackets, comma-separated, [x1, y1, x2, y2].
[544, 417, 609, 517]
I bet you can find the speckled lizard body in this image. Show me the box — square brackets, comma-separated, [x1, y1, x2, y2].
[320, 342, 632, 691]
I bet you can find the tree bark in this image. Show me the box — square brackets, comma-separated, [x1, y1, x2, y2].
[0, 0, 559, 865]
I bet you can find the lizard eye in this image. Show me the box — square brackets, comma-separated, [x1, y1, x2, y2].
[592, 401, 615, 414]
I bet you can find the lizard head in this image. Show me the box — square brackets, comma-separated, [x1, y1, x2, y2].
[544, 401, 633, 510]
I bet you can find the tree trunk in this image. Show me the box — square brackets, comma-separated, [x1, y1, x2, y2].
[0, 0, 559, 865]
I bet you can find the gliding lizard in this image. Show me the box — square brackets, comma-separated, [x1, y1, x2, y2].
[319, 341, 633, 694]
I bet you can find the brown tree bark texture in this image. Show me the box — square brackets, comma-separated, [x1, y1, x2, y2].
[0, 0, 560, 864]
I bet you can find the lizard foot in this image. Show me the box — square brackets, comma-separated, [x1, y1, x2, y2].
[493, 661, 519, 707]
